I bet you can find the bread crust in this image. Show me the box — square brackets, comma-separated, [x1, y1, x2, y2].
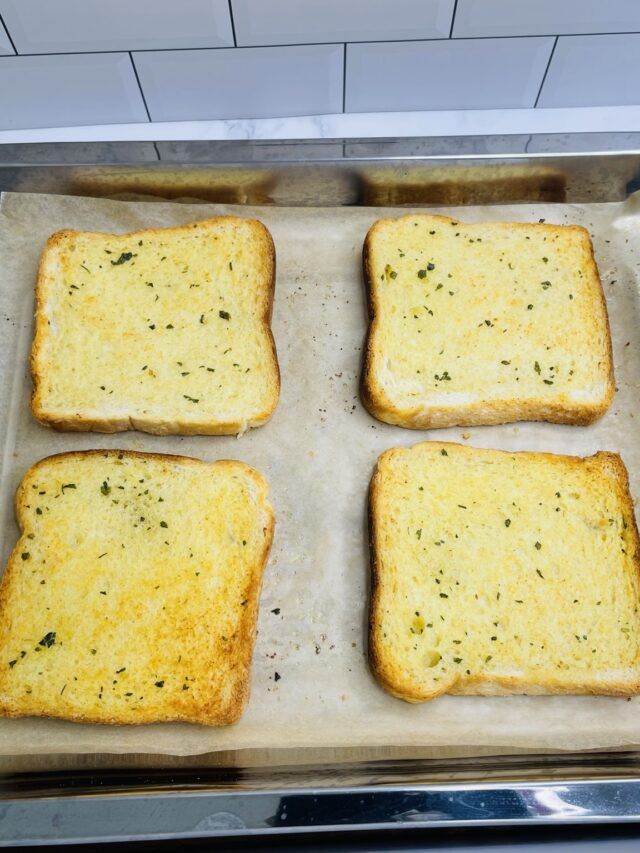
[361, 214, 615, 429]
[30, 217, 279, 435]
[0, 449, 275, 726]
[368, 441, 640, 702]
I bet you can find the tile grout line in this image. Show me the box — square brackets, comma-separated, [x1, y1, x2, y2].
[227, 0, 238, 47]
[0, 32, 638, 58]
[128, 52, 152, 122]
[0, 11, 18, 55]
[534, 35, 558, 108]
[449, 0, 459, 39]
[342, 43, 347, 113]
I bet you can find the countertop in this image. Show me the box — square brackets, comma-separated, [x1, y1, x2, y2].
[0, 104, 640, 144]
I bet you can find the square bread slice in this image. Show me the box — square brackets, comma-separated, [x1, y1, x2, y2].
[369, 441, 640, 702]
[0, 450, 274, 726]
[31, 216, 279, 435]
[362, 214, 614, 429]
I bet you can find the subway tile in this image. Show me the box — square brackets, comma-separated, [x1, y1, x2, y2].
[453, 0, 640, 38]
[134, 45, 344, 122]
[0, 0, 233, 53]
[346, 38, 554, 113]
[0, 17, 13, 53]
[538, 34, 640, 108]
[0, 53, 148, 130]
[231, 0, 454, 46]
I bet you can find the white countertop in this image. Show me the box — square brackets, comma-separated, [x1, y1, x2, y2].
[1, 104, 640, 143]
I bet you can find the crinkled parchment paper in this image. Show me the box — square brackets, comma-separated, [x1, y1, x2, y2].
[1, 190, 640, 760]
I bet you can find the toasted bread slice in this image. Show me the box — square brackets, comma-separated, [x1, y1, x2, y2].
[362, 214, 614, 429]
[369, 441, 640, 702]
[0, 450, 274, 726]
[31, 216, 279, 435]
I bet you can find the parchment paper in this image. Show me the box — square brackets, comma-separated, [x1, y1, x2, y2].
[1, 190, 640, 758]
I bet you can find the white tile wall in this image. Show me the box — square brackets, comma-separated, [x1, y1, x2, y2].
[0, 54, 148, 130]
[231, 0, 454, 46]
[0, 0, 639, 129]
[346, 38, 554, 113]
[0, 17, 13, 54]
[538, 34, 640, 109]
[133, 44, 344, 122]
[454, 0, 640, 38]
[0, 0, 233, 53]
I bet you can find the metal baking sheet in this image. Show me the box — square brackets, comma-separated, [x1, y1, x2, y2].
[1, 189, 640, 761]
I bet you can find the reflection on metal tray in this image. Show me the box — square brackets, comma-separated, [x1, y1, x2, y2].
[1, 134, 640, 845]
[3, 753, 640, 844]
[1, 132, 640, 207]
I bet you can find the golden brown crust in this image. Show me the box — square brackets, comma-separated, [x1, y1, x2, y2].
[0, 449, 275, 726]
[30, 217, 279, 435]
[368, 442, 640, 702]
[360, 214, 615, 429]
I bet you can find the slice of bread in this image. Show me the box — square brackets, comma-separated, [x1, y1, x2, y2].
[362, 214, 614, 429]
[0, 450, 274, 726]
[31, 216, 279, 435]
[369, 441, 640, 702]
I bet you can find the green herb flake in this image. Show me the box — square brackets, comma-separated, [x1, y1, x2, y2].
[534, 361, 541, 374]
[219, 310, 231, 320]
[154, 680, 164, 688]
[535, 541, 542, 550]
[100, 481, 111, 496]
[504, 519, 511, 527]
[39, 632, 56, 648]
[441, 448, 448, 456]
[416, 528, 422, 540]
[536, 568, 544, 578]
[160, 521, 168, 528]
[61, 483, 76, 493]
[21, 552, 30, 561]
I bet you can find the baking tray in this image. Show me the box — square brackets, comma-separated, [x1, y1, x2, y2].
[1, 134, 640, 845]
